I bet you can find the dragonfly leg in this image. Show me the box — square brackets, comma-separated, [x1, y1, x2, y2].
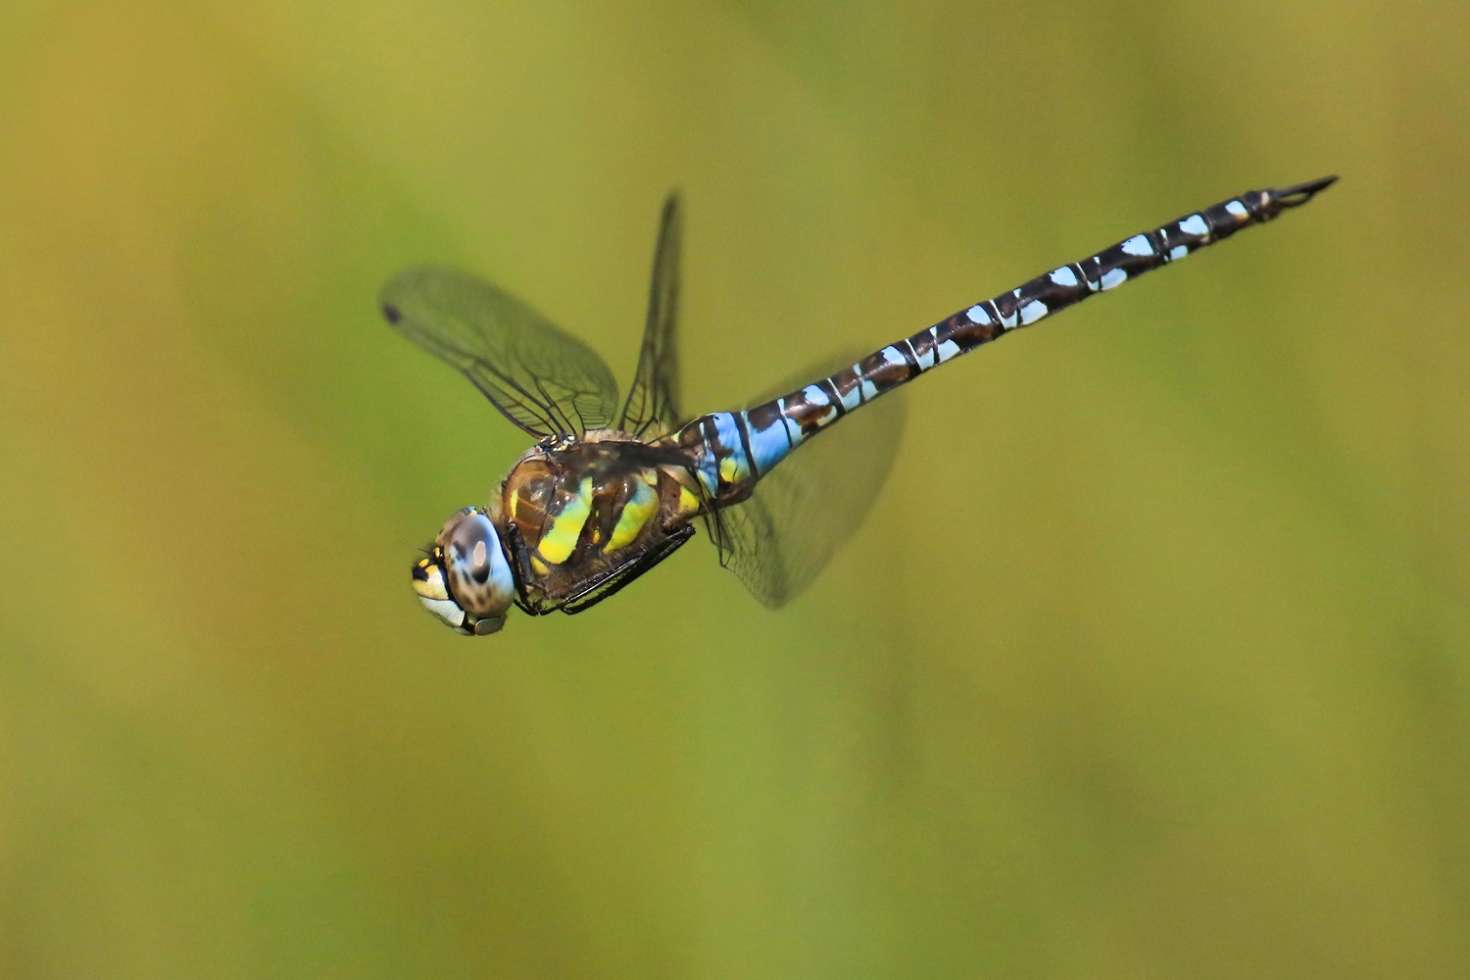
[503, 522, 551, 616]
[561, 524, 696, 615]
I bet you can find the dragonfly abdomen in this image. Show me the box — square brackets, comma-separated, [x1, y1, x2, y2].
[676, 177, 1336, 499]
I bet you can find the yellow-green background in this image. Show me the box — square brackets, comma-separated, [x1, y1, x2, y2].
[3, 2, 1467, 977]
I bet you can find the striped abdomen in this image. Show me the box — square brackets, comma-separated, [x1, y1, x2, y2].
[668, 176, 1336, 503]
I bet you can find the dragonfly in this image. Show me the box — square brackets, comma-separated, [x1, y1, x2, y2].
[383, 176, 1336, 635]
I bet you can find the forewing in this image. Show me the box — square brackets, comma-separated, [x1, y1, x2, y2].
[712, 357, 907, 607]
[380, 266, 620, 438]
[618, 194, 682, 439]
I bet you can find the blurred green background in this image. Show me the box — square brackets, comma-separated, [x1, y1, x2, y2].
[3, 1, 1467, 976]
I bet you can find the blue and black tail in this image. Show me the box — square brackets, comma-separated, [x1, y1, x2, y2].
[668, 176, 1336, 503]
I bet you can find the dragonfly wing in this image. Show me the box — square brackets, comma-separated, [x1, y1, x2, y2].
[380, 266, 620, 438]
[711, 355, 907, 608]
[711, 488, 788, 607]
[618, 194, 682, 439]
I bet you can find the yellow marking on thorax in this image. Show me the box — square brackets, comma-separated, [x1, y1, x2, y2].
[677, 485, 700, 517]
[605, 478, 658, 553]
[536, 477, 593, 565]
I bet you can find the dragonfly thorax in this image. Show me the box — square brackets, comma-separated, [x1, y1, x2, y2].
[496, 436, 702, 613]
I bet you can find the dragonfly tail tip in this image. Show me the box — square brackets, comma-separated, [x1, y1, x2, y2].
[1276, 174, 1338, 208]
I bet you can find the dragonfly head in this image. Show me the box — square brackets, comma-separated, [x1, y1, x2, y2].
[412, 507, 516, 635]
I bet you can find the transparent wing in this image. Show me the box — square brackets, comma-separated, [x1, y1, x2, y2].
[711, 357, 906, 608]
[617, 194, 682, 439]
[380, 266, 620, 439]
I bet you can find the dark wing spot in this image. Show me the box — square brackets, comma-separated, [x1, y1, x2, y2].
[382, 302, 401, 324]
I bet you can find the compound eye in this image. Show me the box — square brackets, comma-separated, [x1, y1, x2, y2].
[466, 538, 491, 584]
[447, 513, 495, 575]
[437, 508, 515, 623]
